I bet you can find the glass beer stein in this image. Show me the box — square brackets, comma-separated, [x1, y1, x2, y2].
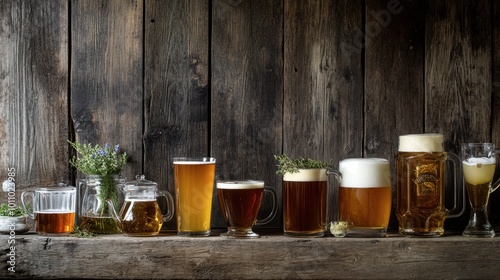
[334, 158, 392, 237]
[107, 175, 175, 236]
[396, 133, 465, 237]
[462, 143, 500, 237]
[282, 168, 329, 237]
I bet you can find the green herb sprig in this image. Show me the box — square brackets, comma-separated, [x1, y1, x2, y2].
[0, 203, 26, 217]
[274, 154, 332, 176]
[68, 141, 127, 176]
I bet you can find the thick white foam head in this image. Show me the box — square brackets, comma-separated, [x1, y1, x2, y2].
[398, 133, 444, 152]
[283, 169, 327, 182]
[216, 180, 264, 189]
[339, 158, 391, 188]
[463, 157, 496, 166]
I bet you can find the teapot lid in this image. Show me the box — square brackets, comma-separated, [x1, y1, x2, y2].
[124, 175, 157, 189]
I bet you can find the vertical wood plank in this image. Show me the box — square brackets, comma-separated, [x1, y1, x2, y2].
[364, 0, 425, 228]
[425, 0, 492, 229]
[144, 0, 209, 229]
[70, 0, 143, 181]
[211, 0, 284, 228]
[0, 0, 69, 189]
[284, 0, 363, 225]
[284, 0, 363, 162]
[364, 0, 425, 157]
[490, 0, 500, 227]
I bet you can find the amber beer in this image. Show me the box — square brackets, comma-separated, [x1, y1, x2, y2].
[35, 211, 76, 235]
[338, 158, 391, 237]
[118, 199, 163, 236]
[21, 186, 76, 236]
[396, 133, 462, 237]
[173, 157, 216, 236]
[283, 169, 327, 237]
[217, 181, 264, 229]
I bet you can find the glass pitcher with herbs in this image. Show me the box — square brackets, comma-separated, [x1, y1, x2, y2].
[69, 141, 127, 234]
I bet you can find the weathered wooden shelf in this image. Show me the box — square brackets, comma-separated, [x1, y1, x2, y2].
[2, 230, 500, 279]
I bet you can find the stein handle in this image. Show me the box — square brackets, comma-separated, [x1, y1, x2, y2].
[255, 186, 278, 226]
[157, 191, 175, 222]
[21, 191, 35, 219]
[446, 152, 466, 218]
[326, 169, 343, 223]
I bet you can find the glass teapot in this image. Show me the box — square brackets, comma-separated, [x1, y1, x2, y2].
[107, 175, 174, 236]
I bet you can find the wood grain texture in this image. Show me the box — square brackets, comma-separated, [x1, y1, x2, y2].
[490, 0, 500, 227]
[144, 0, 209, 229]
[70, 0, 143, 181]
[284, 0, 363, 224]
[284, 0, 363, 162]
[4, 233, 500, 279]
[1, 0, 499, 233]
[364, 0, 425, 157]
[425, 0, 492, 229]
[211, 0, 283, 228]
[425, 0, 491, 150]
[364, 0, 425, 228]
[0, 0, 69, 188]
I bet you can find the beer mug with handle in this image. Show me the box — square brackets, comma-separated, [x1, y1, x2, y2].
[396, 133, 465, 237]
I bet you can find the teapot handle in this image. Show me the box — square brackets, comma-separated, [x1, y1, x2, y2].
[157, 191, 175, 222]
[21, 191, 35, 219]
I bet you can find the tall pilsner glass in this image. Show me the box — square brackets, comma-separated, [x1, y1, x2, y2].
[173, 157, 216, 237]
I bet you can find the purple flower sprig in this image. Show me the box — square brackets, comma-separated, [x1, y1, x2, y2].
[68, 141, 128, 176]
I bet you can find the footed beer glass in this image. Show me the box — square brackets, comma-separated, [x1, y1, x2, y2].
[462, 143, 500, 237]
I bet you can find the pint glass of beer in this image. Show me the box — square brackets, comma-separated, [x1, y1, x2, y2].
[173, 157, 216, 236]
[217, 180, 277, 238]
[283, 169, 327, 237]
[338, 158, 392, 237]
[462, 143, 500, 237]
[396, 133, 464, 237]
[21, 186, 76, 236]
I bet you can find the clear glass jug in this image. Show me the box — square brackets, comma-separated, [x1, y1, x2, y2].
[78, 175, 125, 234]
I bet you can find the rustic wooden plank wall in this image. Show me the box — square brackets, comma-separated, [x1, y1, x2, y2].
[1, 0, 499, 230]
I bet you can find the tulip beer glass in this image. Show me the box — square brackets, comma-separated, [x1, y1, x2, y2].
[462, 143, 500, 237]
[283, 168, 328, 237]
[337, 158, 392, 237]
[21, 186, 76, 236]
[217, 180, 277, 238]
[173, 157, 216, 236]
[396, 133, 464, 237]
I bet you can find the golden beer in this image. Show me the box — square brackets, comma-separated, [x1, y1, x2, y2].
[462, 143, 499, 237]
[338, 158, 392, 237]
[173, 157, 216, 236]
[463, 161, 495, 209]
[396, 134, 463, 237]
[339, 187, 391, 227]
